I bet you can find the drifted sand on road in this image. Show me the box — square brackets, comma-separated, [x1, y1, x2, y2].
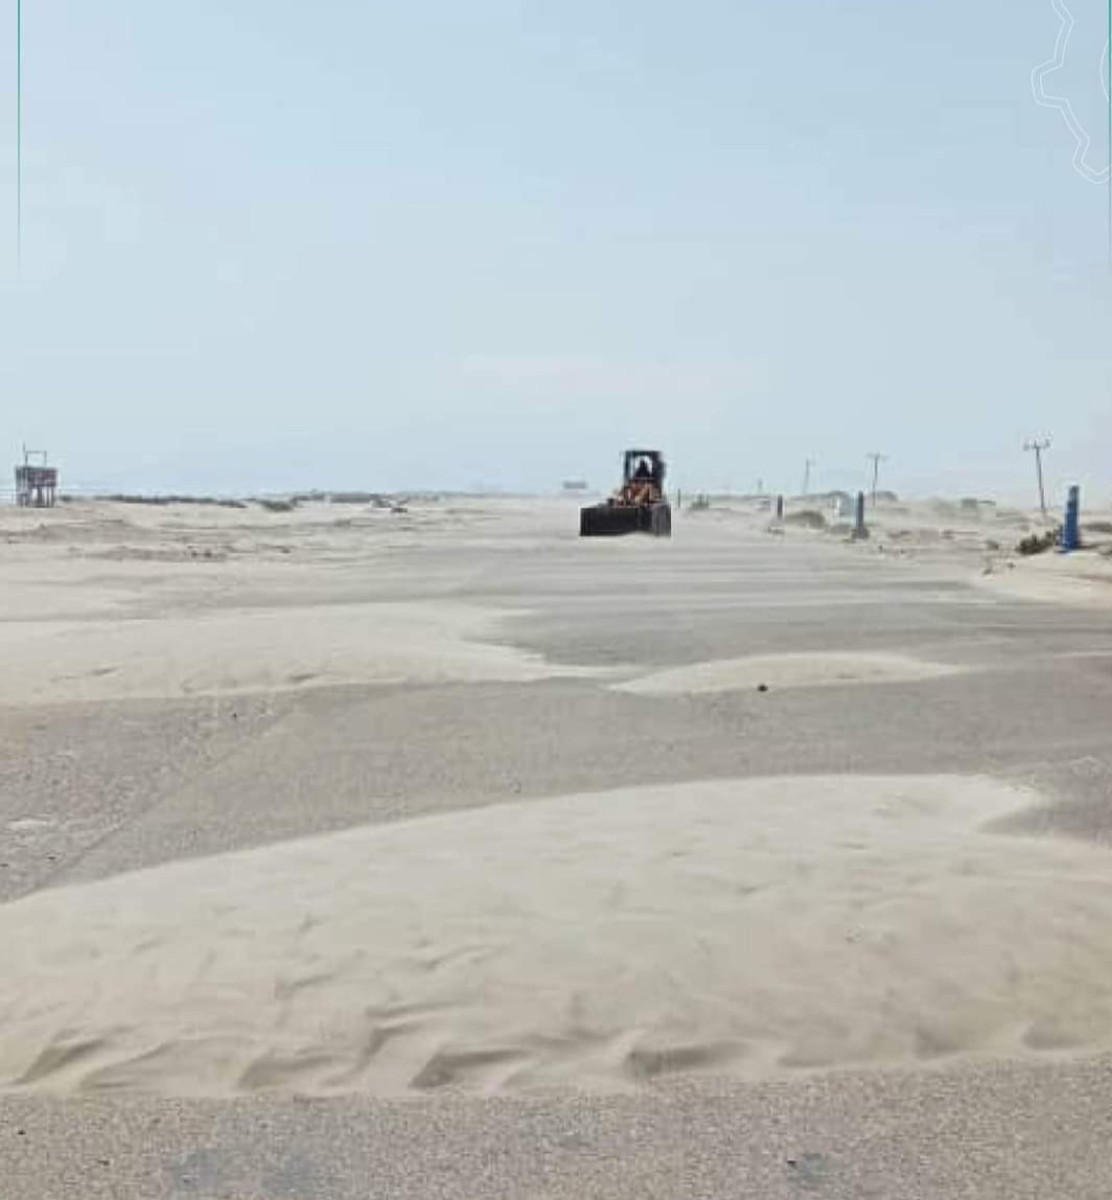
[5, 775, 1112, 1097]
[614, 652, 963, 696]
[0, 602, 595, 706]
[0, 497, 602, 705]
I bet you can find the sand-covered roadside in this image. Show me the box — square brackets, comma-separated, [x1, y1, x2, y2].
[685, 492, 1112, 611]
[975, 549, 1112, 608]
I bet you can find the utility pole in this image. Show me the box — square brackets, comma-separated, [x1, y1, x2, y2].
[866, 452, 886, 506]
[1024, 437, 1051, 516]
[802, 458, 815, 496]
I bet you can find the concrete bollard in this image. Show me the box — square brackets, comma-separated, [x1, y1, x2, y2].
[1062, 485, 1081, 552]
[852, 491, 869, 540]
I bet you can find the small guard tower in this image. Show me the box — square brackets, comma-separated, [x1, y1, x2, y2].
[15, 448, 58, 508]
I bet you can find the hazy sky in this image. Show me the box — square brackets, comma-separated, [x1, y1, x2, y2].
[2, 1, 1110, 498]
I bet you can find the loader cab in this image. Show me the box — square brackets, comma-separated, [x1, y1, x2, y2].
[623, 450, 666, 491]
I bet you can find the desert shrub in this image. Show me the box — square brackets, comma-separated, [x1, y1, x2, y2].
[785, 509, 827, 530]
[1016, 528, 1061, 556]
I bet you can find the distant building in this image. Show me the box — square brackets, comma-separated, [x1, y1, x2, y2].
[562, 479, 588, 492]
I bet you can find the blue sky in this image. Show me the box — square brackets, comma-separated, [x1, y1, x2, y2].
[1, 0, 1110, 499]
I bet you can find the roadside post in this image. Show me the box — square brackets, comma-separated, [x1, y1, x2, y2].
[1062, 485, 1081, 552]
[776, 495, 785, 520]
[852, 491, 868, 540]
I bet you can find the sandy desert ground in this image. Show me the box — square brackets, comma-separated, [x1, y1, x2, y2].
[4, 491, 1112, 1197]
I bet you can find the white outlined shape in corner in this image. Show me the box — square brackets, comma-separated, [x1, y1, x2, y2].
[1031, 0, 1111, 184]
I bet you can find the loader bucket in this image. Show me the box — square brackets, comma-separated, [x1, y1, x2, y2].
[580, 503, 671, 537]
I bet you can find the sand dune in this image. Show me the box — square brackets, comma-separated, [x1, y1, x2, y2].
[3, 775, 1112, 1096]
[0, 602, 589, 705]
[615, 652, 962, 695]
